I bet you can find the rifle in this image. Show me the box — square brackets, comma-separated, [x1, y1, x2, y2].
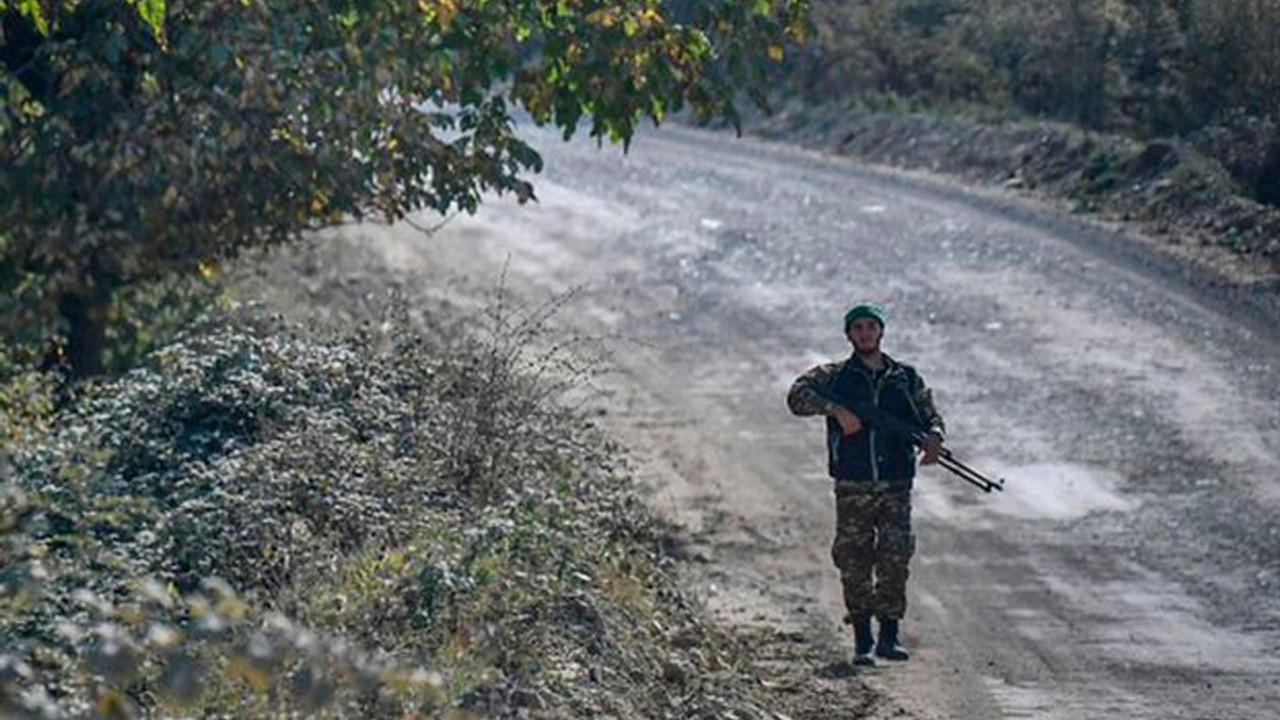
[827, 397, 1005, 494]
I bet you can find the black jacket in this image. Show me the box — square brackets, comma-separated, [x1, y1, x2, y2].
[788, 354, 945, 484]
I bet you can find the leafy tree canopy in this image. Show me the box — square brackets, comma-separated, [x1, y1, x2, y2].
[0, 0, 809, 375]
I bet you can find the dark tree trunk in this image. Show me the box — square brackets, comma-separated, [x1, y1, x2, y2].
[1257, 136, 1280, 208]
[58, 283, 111, 378]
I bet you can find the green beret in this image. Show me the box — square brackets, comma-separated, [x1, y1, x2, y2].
[843, 302, 886, 330]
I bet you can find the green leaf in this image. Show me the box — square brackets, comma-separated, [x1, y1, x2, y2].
[129, 0, 167, 40]
[14, 0, 49, 35]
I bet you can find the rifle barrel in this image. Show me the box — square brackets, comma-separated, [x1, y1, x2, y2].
[937, 454, 1004, 492]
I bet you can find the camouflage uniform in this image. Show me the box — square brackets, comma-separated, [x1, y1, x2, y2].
[832, 482, 914, 619]
[788, 355, 944, 622]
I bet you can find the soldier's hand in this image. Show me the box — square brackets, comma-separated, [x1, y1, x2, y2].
[830, 406, 863, 436]
[919, 433, 943, 465]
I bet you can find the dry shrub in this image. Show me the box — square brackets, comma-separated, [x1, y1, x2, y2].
[2, 295, 778, 719]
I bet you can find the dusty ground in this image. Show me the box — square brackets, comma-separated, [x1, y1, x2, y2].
[332, 124, 1280, 719]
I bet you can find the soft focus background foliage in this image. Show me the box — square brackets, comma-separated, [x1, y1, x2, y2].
[783, 0, 1280, 208]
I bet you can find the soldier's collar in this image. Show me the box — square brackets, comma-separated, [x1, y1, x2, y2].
[847, 352, 901, 375]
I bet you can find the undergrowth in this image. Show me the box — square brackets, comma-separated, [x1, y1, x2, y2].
[1, 292, 777, 718]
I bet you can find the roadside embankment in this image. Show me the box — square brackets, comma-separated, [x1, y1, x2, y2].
[749, 102, 1280, 295]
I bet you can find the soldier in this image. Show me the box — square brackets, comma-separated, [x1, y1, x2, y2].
[787, 302, 945, 667]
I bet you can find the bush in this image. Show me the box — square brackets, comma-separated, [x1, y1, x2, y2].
[2, 297, 772, 718]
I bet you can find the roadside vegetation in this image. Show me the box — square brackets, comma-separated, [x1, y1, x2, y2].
[762, 0, 1280, 272]
[1, 1, 864, 718]
[2, 240, 809, 718]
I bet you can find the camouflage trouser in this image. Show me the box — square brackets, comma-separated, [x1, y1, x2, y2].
[831, 482, 915, 621]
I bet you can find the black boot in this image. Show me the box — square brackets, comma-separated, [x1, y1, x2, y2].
[875, 617, 910, 661]
[852, 616, 876, 667]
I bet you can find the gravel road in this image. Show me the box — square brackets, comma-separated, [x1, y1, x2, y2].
[347, 124, 1280, 719]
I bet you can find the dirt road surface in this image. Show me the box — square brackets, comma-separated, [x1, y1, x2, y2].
[348, 125, 1280, 719]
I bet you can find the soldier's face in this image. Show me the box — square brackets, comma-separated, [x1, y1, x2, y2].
[846, 318, 883, 354]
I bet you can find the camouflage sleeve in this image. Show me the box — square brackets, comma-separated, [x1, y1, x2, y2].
[787, 362, 841, 417]
[908, 370, 946, 438]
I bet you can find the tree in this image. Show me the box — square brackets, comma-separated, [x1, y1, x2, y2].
[1, 0, 809, 376]
[1119, 0, 1187, 135]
